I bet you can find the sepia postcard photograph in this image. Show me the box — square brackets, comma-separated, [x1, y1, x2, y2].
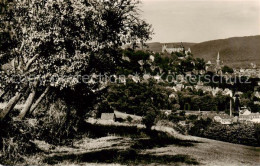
[0, 0, 259, 165]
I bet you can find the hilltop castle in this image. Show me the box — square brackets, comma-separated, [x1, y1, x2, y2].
[162, 43, 191, 55]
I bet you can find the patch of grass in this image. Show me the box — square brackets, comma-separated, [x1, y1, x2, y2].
[43, 148, 199, 165]
[131, 130, 198, 149]
[131, 137, 195, 149]
[247, 147, 260, 153]
[0, 120, 41, 165]
[81, 122, 145, 138]
[43, 130, 199, 165]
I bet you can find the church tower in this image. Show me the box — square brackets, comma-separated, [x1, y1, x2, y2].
[216, 52, 220, 67]
[215, 52, 222, 74]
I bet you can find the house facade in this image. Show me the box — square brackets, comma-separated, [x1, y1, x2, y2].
[239, 113, 260, 123]
[101, 113, 116, 122]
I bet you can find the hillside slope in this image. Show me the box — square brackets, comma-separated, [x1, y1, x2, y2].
[146, 36, 260, 68]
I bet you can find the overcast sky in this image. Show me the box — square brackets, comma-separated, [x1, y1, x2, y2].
[140, 0, 260, 43]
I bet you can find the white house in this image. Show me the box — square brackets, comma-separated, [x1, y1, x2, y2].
[122, 55, 130, 62]
[101, 113, 116, 122]
[175, 84, 184, 91]
[239, 113, 260, 123]
[212, 87, 222, 96]
[143, 74, 151, 80]
[129, 75, 140, 83]
[213, 114, 233, 125]
[222, 88, 233, 97]
[255, 92, 260, 99]
[239, 108, 260, 123]
[160, 110, 172, 116]
[239, 107, 251, 116]
[254, 101, 260, 105]
[149, 55, 155, 62]
[169, 93, 176, 98]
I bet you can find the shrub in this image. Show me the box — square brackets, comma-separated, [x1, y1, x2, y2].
[169, 115, 185, 123]
[187, 115, 198, 121]
[33, 98, 82, 145]
[189, 121, 260, 146]
[189, 118, 212, 136]
[179, 110, 186, 116]
[142, 107, 157, 130]
[126, 116, 133, 123]
[0, 120, 40, 164]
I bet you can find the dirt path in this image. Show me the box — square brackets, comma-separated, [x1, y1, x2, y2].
[152, 126, 260, 166]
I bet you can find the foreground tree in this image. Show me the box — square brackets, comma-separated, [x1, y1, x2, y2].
[142, 105, 157, 130]
[222, 65, 234, 74]
[0, 0, 152, 120]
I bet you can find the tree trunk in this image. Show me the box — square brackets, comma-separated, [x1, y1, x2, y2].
[0, 92, 22, 121]
[17, 88, 37, 120]
[29, 86, 50, 115]
[0, 85, 12, 99]
[24, 54, 39, 72]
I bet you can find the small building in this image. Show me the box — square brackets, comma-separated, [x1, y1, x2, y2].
[254, 101, 260, 105]
[255, 92, 260, 99]
[129, 75, 140, 83]
[149, 55, 155, 62]
[122, 55, 130, 62]
[239, 107, 251, 116]
[138, 60, 144, 66]
[213, 114, 233, 125]
[206, 61, 212, 65]
[220, 118, 232, 125]
[185, 86, 193, 90]
[213, 116, 222, 123]
[174, 83, 184, 91]
[169, 93, 177, 98]
[101, 113, 116, 122]
[239, 112, 260, 123]
[222, 88, 233, 97]
[185, 71, 192, 76]
[160, 110, 172, 116]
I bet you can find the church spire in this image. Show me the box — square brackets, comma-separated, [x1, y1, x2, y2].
[216, 52, 220, 66]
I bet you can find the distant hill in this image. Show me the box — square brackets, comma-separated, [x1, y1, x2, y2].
[146, 36, 260, 68]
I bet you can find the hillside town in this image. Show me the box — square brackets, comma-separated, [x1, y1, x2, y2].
[117, 43, 260, 126]
[164, 45, 260, 124]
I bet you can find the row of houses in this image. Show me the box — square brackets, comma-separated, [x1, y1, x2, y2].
[213, 108, 260, 124]
[100, 109, 260, 125]
[233, 68, 260, 78]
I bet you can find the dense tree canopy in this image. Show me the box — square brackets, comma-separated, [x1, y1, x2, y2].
[0, 0, 152, 120]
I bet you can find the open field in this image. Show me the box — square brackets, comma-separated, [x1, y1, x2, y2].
[10, 121, 258, 166]
[150, 127, 260, 166]
[27, 133, 260, 166]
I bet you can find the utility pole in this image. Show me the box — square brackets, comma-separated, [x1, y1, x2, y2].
[230, 98, 232, 117]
